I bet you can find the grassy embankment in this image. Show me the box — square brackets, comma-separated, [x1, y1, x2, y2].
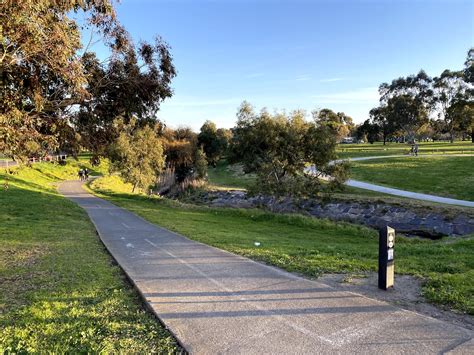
[208, 142, 474, 205]
[338, 141, 474, 201]
[207, 160, 255, 190]
[337, 141, 474, 159]
[90, 175, 474, 315]
[0, 161, 180, 353]
[350, 156, 474, 201]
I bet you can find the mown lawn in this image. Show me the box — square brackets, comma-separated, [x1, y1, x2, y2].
[207, 160, 255, 190]
[337, 141, 474, 159]
[0, 162, 180, 353]
[90, 176, 474, 315]
[350, 156, 474, 201]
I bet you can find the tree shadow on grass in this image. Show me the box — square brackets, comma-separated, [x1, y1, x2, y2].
[0, 174, 55, 195]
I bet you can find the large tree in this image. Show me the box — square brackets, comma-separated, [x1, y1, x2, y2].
[0, 1, 175, 163]
[464, 48, 474, 84]
[432, 70, 471, 142]
[451, 100, 474, 142]
[386, 94, 429, 142]
[368, 106, 395, 145]
[161, 126, 202, 183]
[230, 102, 348, 197]
[109, 120, 165, 193]
[312, 108, 354, 141]
[377, 71, 432, 141]
[355, 119, 381, 144]
[197, 120, 219, 166]
[197, 121, 230, 166]
[0, 0, 124, 161]
[74, 39, 176, 162]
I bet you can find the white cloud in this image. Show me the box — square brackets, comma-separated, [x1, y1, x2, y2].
[296, 75, 311, 81]
[246, 72, 265, 78]
[312, 87, 379, 104]
[319, 77, 345, 83]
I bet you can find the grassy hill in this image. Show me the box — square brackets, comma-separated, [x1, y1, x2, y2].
[0, 161, 180, 353]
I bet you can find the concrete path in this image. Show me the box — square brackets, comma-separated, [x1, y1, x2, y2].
[345, 179, 474, 207]
[346, 154, 474, 208]
[309, 154, 474, 208]
[59, 180, 473, 354]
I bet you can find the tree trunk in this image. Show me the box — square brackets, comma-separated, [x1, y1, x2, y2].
[471, 128, 474, 143]
[132, 182, 137, 193]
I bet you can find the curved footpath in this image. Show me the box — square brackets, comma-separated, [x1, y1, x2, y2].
[59, 180, 473, 354]
[330, 154, 474, 208]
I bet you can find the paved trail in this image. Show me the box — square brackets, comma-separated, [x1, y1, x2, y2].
[346, 154, 474, 208]
[59, 180, 473, 354]
[309, 154, 474, 207]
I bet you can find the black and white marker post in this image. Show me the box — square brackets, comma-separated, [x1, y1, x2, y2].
[378, 226, 395, 290]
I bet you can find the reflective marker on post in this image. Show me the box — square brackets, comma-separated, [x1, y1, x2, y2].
[379, 226, 395, 290]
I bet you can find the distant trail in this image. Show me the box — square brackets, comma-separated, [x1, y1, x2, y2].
[312, 154, 474, 207]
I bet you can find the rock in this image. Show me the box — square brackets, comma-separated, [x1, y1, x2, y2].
[189, 190, 473, 238]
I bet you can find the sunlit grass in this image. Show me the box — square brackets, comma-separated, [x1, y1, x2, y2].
[206, 160, 255, 190]
[0, 161, 180, 353]
[91, 176, 474, 315]
[337, 141, 474, 159]
[350, 156, 474, 200]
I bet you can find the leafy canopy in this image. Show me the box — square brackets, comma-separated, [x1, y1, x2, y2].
[197, 121, 231, 166]
[109, 120, 165, 193]
[0, 0, 123, 160]
[230, 102, 348, 197]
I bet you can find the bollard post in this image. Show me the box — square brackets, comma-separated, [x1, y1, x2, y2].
[378, 226, 395, 290]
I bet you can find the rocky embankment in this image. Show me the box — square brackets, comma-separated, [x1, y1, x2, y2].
[186, 190, 474, 238]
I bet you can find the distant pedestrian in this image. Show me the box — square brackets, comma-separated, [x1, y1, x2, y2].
[414, 143, 419, 156]
[410, 144, 415, 156]
[84, 168, 89, 180]
[78, 169, 84, 181]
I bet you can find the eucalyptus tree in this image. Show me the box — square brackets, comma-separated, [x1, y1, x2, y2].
[368, 106, 395, 145]
[432, 70, 471, 142]
[74, 38, 176, 163]
[0, 0, 124, 161]
[464, 48, 474, 84]
[312, 108, 354, 140]
[0, 1, 176, 163]
[377, 71, 433, 141]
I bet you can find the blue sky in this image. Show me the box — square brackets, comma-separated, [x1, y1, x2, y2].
[90, 0, 473, 130]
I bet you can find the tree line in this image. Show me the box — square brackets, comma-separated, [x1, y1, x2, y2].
[0, 1, 351, 197]
[357, 50, 473, 144]
[1, 2, 471, 197]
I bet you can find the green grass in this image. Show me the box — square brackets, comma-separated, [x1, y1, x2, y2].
[206, 159, 474, 214]
[0, 161, 180, 353]
[207, 160, 255, 190]
[90, 176, 474, 315]
[337, 141, 474, 159]
[350, 156, 474, 201]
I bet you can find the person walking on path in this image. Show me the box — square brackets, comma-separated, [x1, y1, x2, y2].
[414, 142, 419, 156]
[78, 169, 84, 181]
[84, 168, 89, 180]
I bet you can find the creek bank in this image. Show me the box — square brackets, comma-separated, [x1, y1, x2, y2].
[182, 190, 474, 238]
